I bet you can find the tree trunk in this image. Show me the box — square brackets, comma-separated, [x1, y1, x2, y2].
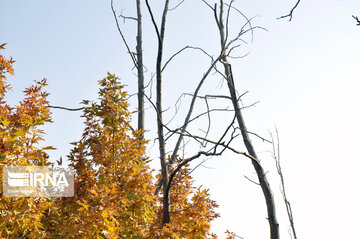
[136, 0, 145, 139]
[223, 60, 279, 238]
[145, 0, 171, 225]
[217, 1, 279, 238]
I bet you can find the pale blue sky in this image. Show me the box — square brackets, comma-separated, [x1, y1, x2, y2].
[1, 0, 360, 238]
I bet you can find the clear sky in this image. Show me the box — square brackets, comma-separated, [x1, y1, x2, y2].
[1, 0, 360, 238]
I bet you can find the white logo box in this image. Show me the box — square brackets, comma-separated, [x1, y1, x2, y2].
[3, 166, 74, 197]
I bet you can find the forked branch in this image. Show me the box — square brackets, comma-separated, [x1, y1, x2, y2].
[278, 0, 301, 21]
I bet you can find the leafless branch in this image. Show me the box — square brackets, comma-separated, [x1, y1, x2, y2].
[165, 129, 261, 201]
[120, 15, 138, 22]
[168, 57, 220, 165]
[278, 0, 301, 21]
[352, 15, 360, 26]
[172, 157, 212, 187]
[119, 9, 138, 22]
[227, 44, 243, 55]
[162, 46, 214, 72]
[47, 105, 84, 111]
[244, 175, 260, 185]
[226, 24, 267, 51]
[270, 128, 297, 239]
[224, 0, 235, 44]
[142, 92, 163, 127]
[200, 0, 214, 11]
[189, 107, 233, 124]
[164, 106, 234, 142]
[223, 2, 255, 43]
[203, 96, 211, 138]
[144, 0, 161, 41]
[170, 120, 238, 157]
[246, 130, 272, 144]
[169, 0, 186, 11]
[111, 0, 138, 69]
[184, 94, 231, 100]
[163, 92, 257, 143]
[228, 51, 250, 59]
[163, 110, 240, 196]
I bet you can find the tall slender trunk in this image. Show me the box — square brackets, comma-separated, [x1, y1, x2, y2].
[157, 0, 171, 225]
[136, 0, 145, 139]
[223, 60, 279, 238]
[145, 0, 172, 225]
[217, 1, 279, 238]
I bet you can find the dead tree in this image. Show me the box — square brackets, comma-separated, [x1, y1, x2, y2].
[136, 0, 145, 139]
[144, 0, 226, 225]
[111, 0, 145, 139]
[111, 1, 289, 237]
[144, 0, 171, 225]
[203, 0, 280, 238]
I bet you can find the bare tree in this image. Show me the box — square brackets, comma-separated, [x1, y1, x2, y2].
[111, 0, 145, 139]
[136, 0, 145, 139]
[204, 1, 279, 237]
[144, 0, 171, 225]
[110, 1, 295, 237]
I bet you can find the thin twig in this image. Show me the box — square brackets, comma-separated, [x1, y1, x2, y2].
[169, 0, 186, 11]
[244, 175, 260, 185]
[162, 46, 213, 72]
[352, 15, 360, 26]
[278, 0, 301, 21]
[111, 0, 139, 68]
[270, 128, 297, 239]
[47, 105, 84, 111]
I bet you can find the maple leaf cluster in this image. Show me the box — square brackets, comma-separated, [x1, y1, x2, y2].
[0, 44, 53, 238]
[0, 47, 221, 238]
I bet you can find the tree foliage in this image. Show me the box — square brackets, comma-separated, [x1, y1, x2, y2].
[0, 44, 53, 238]
[0, 47, 219, 238]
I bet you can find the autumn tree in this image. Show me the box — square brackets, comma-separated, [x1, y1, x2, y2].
[44, 73, 219, 238]
[0, 44, 54, 238]
[0, 44, 219, 237]
[48, 74, 156, 238]
[150, 157, 219, 238]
